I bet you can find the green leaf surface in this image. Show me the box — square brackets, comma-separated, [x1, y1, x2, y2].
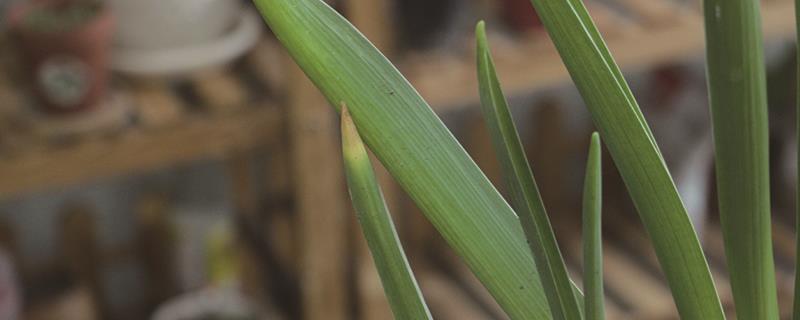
[526, 0, 724, 318]
[341, 106, 432, 320]
[582, 133, 604, 320]
[253, 0, 552, 318]
[476, 21, 581, 320]
[703, 1, 779, 319]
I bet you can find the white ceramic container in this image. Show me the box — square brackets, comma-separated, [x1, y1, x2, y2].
[106, 0, 241, 50]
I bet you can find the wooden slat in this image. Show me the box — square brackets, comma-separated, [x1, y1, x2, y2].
[263, 125, 291, 199]
[529, 98, 570, 211]
[131, 82, 185, 128]
[267, 210, 298, 273]
[227, 154, 258, 217]
[772, 221, 796, 266]
[0, 216, 20, 267]
[611, 0, 683, 27]
[602, 244, 676, 318]
[0, 104, 282, 200]
[466, 114, 503, 192]
[356, 258, 394, 320]
[347, 0, 394, 53]
[286, 60, 349, 320]
[135, 194, 179, 309]
[59, 204, 106, 318]
[409, 1, 793, 112]
[192, 68, 249, 114]
[584, 2, 642, 38]
[246, 39, 287, 94]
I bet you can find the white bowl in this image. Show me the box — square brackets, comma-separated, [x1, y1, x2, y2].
[110, 9, 262, 76]
[107, 0, 241, 50]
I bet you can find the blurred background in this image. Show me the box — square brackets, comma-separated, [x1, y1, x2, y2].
[0, 0, 797, 319]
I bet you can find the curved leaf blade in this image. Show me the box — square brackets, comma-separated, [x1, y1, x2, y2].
[583, 133, 604, 320]
[526, 0, 724, 318]
[253, 0, 552, 317]
[703, 1, 778, 318]
[476, 21, 582, 320]
[341, 106, 432, 320]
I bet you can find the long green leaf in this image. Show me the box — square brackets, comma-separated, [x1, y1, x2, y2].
[341, 106, 432, 320]
[582, 133, 603, 320]
[794, 1, 800, 318]
[703, 1, 778, 318]
[252, 0, 553, 317]
[476, 21, 581, 320]
[525, 0, 724, 318]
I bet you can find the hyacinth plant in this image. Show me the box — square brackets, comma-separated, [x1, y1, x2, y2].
[252, 0, 800, 319]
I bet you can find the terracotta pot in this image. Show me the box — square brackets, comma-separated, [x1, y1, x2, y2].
[498, 0, 542, 32]
[6, 2, 114, 114]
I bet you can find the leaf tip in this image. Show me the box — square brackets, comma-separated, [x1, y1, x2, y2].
[340, 102, 366, 161]
[475, 20, 488, 52]
[591, 131, 600, 146]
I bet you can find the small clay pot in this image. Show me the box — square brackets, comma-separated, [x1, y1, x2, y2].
[6, 1, 114, 114]
[498, 0, 543, 32]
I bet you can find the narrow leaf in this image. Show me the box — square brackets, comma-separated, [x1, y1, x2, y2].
[583, 133, 604, 320]
[703, 1, 779, 318]
[476, 21, 581, 320]
[341, 105, 432, 320]
[525, 0, 724, 318]
[253, 0, 553, 317]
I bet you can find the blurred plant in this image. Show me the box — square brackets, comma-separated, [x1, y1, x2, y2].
[253, 0, 797, 319]
[21, 0, 104, 33]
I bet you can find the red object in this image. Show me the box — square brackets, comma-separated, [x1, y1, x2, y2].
[6, 2, 114, 114]
[499, 0, 543, 32]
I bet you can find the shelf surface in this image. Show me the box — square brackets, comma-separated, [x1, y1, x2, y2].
[405, 0, 796, 112]
[0, 0, 795, 198]
[0, 46, 284, 200]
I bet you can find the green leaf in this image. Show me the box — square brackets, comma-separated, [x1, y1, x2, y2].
[582, 133, 604, 320]
[253, 0, 553, 318]
[526, 0, 724, 318]
[476, 21, 581, 320]
[341, 106, 432, 320]
[703, 1, 779, 318]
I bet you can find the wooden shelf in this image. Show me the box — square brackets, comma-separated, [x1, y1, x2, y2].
[0, 107, 282, 199]
[405, 0, 796, 112]
[0, 46, 284, 200]
[2, 0, 793, 198]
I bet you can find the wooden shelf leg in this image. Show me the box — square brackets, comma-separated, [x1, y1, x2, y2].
[287, 62, 350, 320]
